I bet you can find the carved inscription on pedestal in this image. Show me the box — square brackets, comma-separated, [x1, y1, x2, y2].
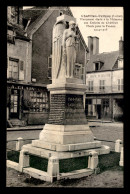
[48, 94, 88, 125]
[48, 94, 65, 124]
[65, 94, 87, 125]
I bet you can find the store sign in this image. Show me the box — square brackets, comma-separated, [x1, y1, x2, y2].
[88, 73, 111, 78]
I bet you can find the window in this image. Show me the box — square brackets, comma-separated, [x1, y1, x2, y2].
[75, 64, 81, 78]
[7, 29, 15, 44]
[10, 89, 18, 113]
[8, 58, 19, 80]
[118, 59, 123, 68]
[94, 61, 104, 71]
[99, 80, 105, 92]
[29, 91, 49, 112]
[88, 81, 93, 91]
[47, 55, 52, 79]
[118, 79, 123, 91]
[75, 63, 84, 79]
[95, 63, 99, 71]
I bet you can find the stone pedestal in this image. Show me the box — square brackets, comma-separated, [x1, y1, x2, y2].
[21, 81, 110, 159]
[32, 82, 100, 151]
[18, 79, 110, 183]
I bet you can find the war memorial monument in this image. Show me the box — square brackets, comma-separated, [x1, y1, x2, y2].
[8, 14, 110, 182]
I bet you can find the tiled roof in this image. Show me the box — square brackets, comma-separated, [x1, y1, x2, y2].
[23, 7, 49, 26]
[86, 51, 119, 72]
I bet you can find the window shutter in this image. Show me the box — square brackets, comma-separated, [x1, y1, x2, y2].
[19, 60, 24, 80]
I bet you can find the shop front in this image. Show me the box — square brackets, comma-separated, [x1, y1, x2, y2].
[85, 95, 112, 121]
[7, 82, 50, 127]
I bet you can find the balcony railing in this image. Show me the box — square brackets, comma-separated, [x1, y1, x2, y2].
[86, 85, 123, 94]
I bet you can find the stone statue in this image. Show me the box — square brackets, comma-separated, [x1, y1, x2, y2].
[62, 20, 79, 78]
[52, 20, 66, 80]
[52, 20, 79, 81]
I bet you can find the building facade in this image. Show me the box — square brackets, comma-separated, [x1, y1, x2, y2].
[7, 6, 88, 127]
[7, 6, 49, 127]
[85, 36, 123, 121]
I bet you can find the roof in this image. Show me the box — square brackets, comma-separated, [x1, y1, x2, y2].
[86, 51, 119, 72]
[23, 6, 49, 26]
[7, 21, 30, 41]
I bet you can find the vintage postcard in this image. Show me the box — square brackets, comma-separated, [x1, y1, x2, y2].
[6, 6, 123, 188]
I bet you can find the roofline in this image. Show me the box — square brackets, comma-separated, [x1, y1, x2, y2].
[15, 36, 30, 42]
[86, 68, 123, 73]
[7, 81, 47, 88]
[7, 23, 31, 42]
[26, 8, 54, 36]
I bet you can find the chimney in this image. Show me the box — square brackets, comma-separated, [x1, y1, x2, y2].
[88, 36, 93, 59]
[119, 36, 123, 57]
[93, 36, 99, 55]
[18, 6, 23, 27]
[87, 36, 99, 59]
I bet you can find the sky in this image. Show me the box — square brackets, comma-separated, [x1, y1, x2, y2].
[23, 6, 123, 53]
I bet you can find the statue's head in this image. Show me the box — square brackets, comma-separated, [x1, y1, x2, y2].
[69, 20, 76, 29]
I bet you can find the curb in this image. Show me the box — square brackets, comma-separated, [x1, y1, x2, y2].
[7, 126, 44, 131]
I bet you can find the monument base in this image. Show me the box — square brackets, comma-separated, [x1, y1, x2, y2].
[21, 143, 110, 160]
[9, 80, 110, 182]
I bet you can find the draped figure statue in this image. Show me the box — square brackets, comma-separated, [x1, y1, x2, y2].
[52, 20, 79, 81]
[52, 21, 66, 80]
[62, 20, 79, 78]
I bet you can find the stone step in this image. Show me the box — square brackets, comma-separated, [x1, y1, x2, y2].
[32, 140, 102, 152]
[57, 168, 94, 180]
[23, 167, 52, 182]
[9, 119, 25, 127]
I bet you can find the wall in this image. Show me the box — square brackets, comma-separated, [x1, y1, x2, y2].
[86, 71, 112, 93]
[112, 69, 123, 86]
[7, 39, 31, 83]
[76, 39, 86, 65]
[24, 112, 49, 125]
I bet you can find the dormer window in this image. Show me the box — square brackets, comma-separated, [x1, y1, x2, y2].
[95, 63, 99, 70]
[118, 59, 123, 68]
[113, 58, 123, 69]
[94, 61, 104, 71]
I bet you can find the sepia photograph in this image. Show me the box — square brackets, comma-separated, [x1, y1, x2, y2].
[6, 6, 124, 188]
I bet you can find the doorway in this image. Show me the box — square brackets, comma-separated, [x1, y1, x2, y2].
[97, 105, 101, 119]
[10, 89, 20, 119]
